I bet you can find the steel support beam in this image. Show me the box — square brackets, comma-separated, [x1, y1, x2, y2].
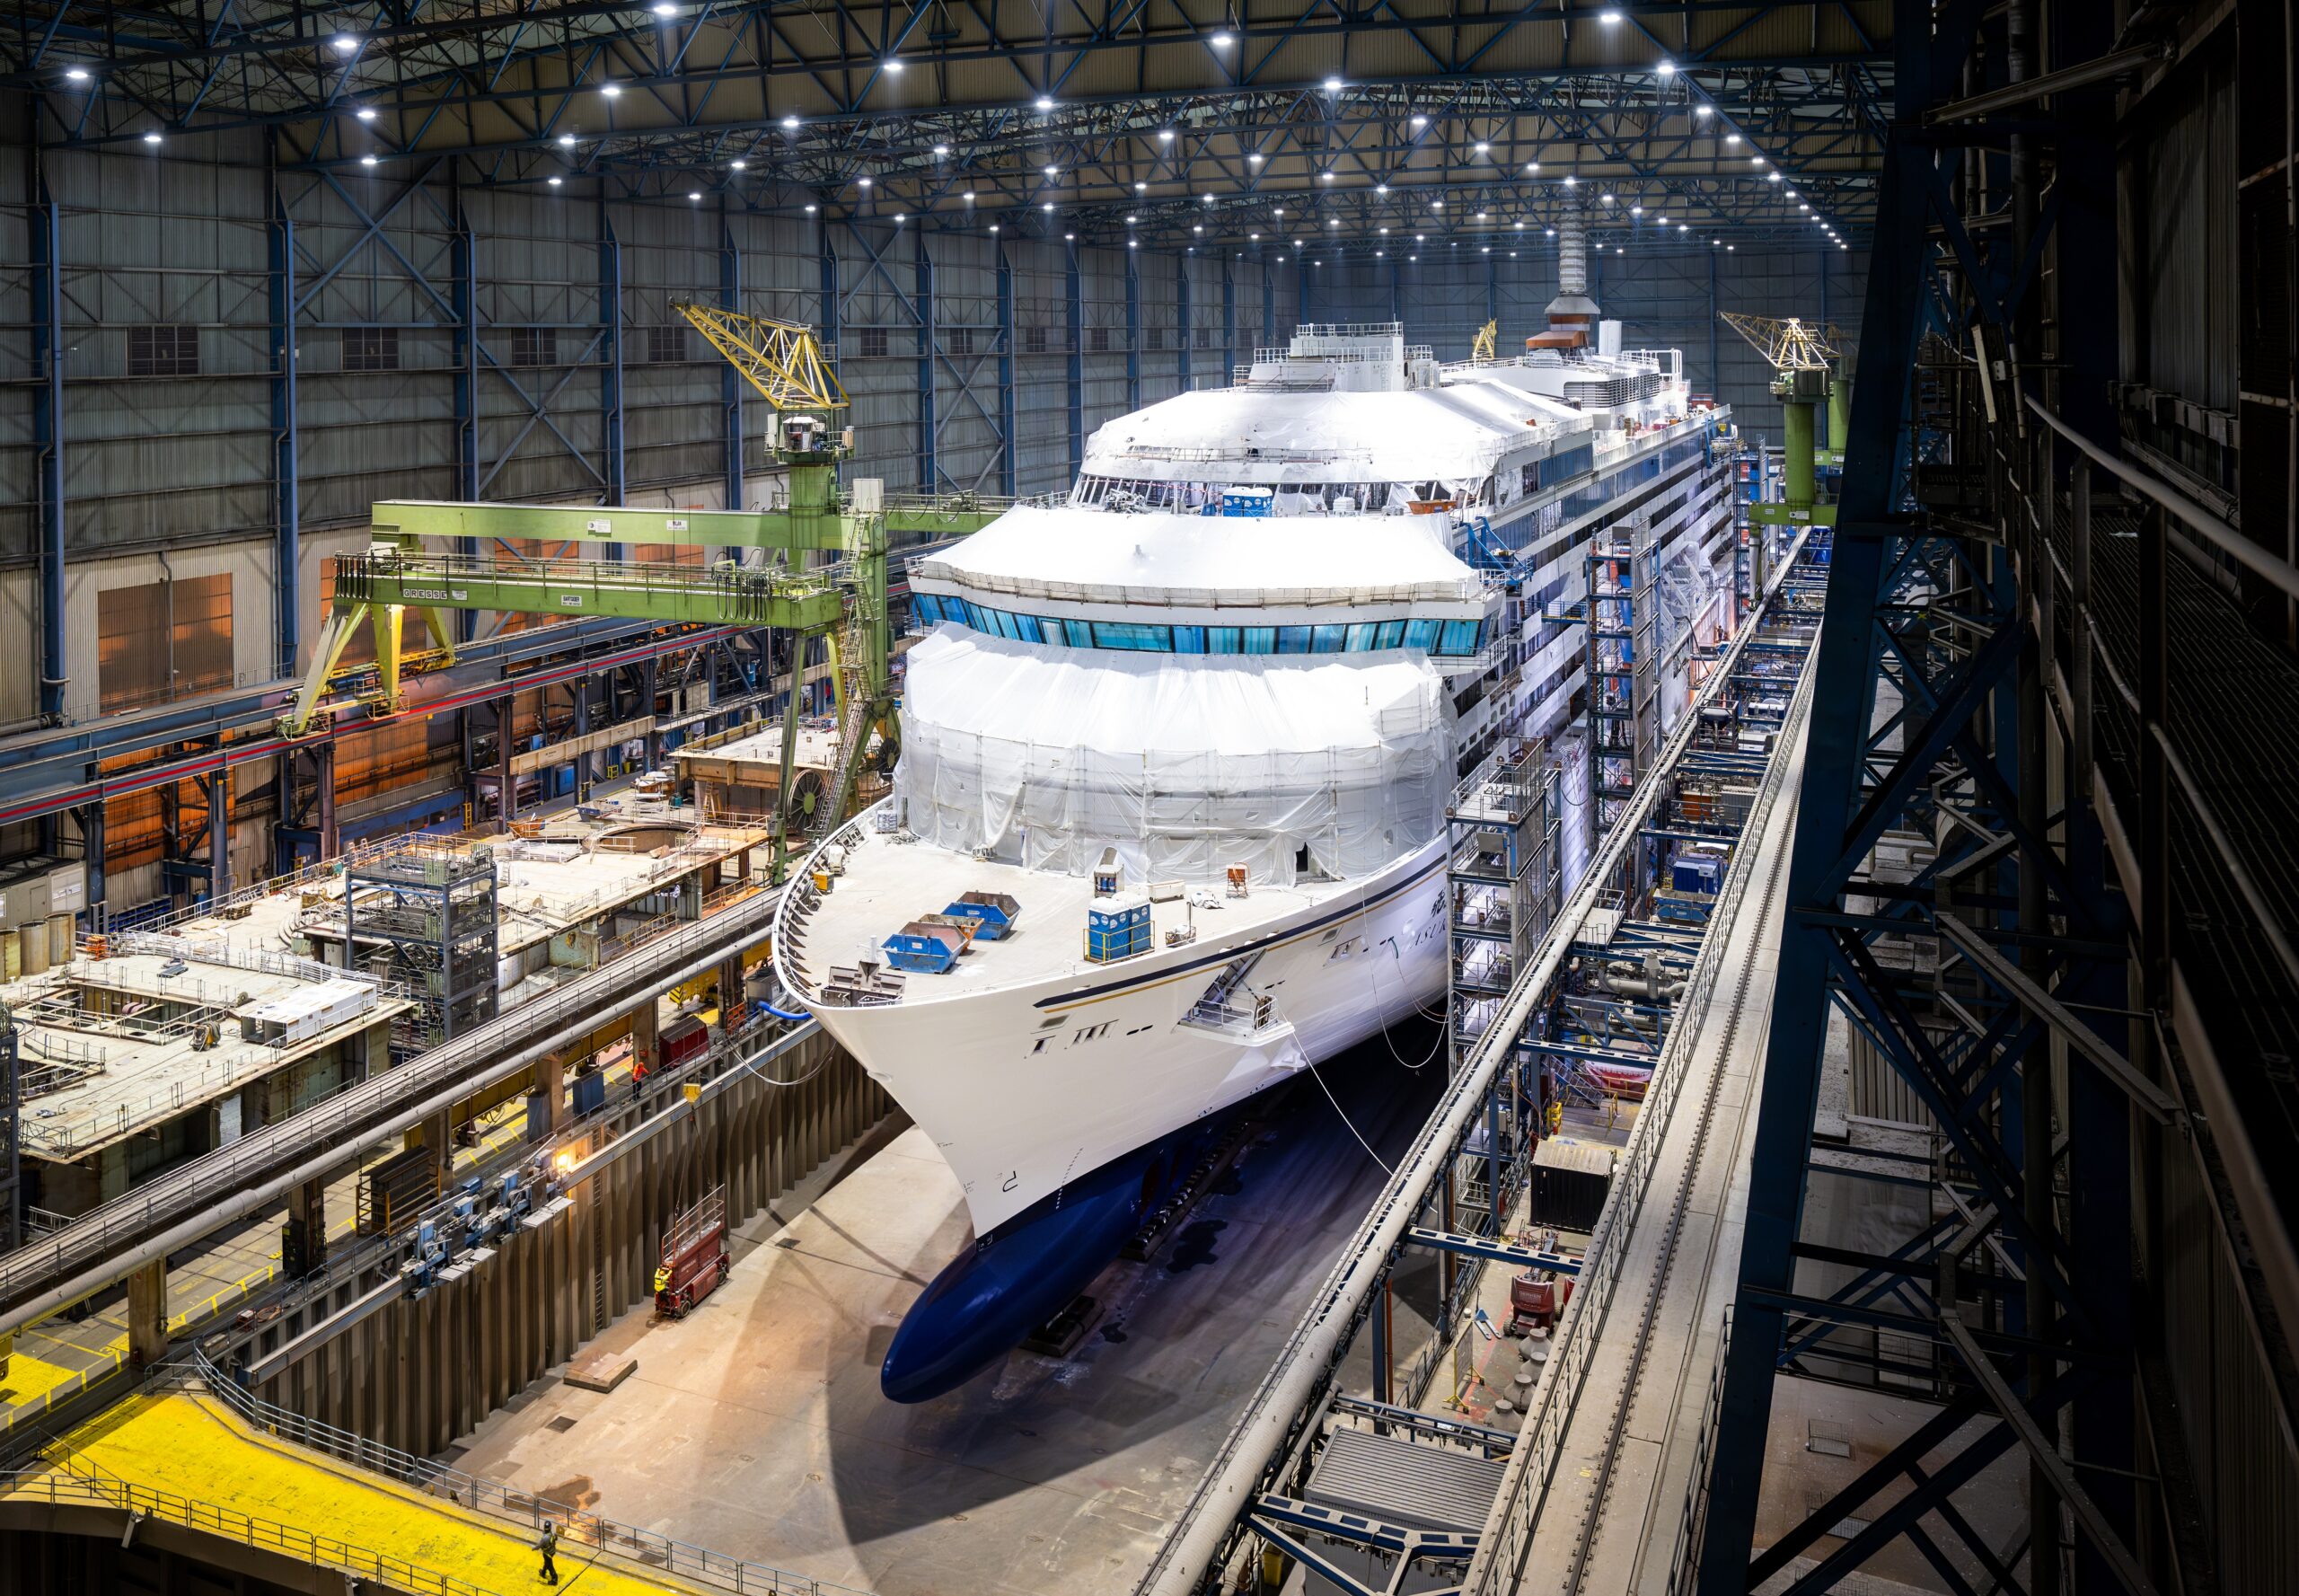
[1262, 266, 1274, 348]
[1065, 238, 1084, 479]
[719, 216, 744, 518]
[1123, 243, 1141, 413]
[1221, 256, 1237, 381]
[599, 206, 627, 516]
[996, 238, 1017, 496]
[1176, 252, 1192, 392]
[32, 172, 66, 722]
[915, 225, 937, 492]
[269, 177, 301, 680]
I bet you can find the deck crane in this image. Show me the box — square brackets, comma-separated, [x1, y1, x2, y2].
[1469, 319, 1499, 364]
[279, 311, 1009, 881]
[1718, 313, 1848, 532]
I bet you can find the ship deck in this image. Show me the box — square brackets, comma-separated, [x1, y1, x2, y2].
[788, 824, 1356, 1004]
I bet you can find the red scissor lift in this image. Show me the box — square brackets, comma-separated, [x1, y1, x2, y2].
[654, 1186, 731, 1318]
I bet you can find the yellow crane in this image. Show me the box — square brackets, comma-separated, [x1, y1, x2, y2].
[1717, 312, 1847, 527]
[669, 299, 850, 410]
[1470, 318, 1499, 364]
[1718, 313, 1841, 373]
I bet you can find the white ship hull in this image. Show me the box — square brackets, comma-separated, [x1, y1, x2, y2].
[800, 833, 1448, 1238]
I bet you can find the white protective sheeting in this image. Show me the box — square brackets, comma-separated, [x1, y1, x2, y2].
[913, 505, 1484, 613]
[897, 626, 1449, 885]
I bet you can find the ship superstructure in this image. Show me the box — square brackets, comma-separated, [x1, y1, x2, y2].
[773, 264, 1740, 1402]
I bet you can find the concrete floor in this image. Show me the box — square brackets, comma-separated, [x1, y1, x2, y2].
[453, 1028, 1445, 1596]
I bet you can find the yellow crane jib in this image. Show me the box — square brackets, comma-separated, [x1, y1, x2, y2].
[669, 299, 850, 410]
[1718, 312, 1839, 373]
[1471, 319, 1498, 364]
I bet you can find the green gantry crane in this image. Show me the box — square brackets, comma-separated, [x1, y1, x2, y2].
[1719, 313, 1850, 528]
[282, 414, 1009, 879]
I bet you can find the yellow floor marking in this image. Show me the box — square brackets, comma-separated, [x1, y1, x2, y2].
[0, 1353, 84, 1408]
[45, 1391, 707, 1594]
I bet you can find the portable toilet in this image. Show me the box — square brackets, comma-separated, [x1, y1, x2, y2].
[1086, 894, 1151, 964]
[1220, 487, 1273, 517]
[1093, 847, 1123, 899]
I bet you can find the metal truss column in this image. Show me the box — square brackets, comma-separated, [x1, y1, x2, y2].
[1708, 249, 1722, 401]
[451, 198, 480, 503]
[719, 216, 743, 517]
[1065, 239, 1084, 480]
[1176, 253, 1191, 392]
[915, 226, 937, 493]
[1390, 258, 1402, 324]
[1694, 1, 1941, 1583]
[1124, 245, 1141, 413]
[1484, 252, 1498, 329]
[1221, 258, 1237, 381]
[1262, 268, 1274, 348]
[31, 172, 65, 723]
[269, 178, 301, 680]
[996, 239, 1017, 497]
[598, 206, 626, 516]
[1296, 254, 1310, 324]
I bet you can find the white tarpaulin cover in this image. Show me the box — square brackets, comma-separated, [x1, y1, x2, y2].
[913, 504, 1484, 613]
[897, 625, 1449, 884]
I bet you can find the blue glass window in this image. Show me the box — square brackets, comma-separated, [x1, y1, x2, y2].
[912, 594, 942, 623]
[1209, 626, 1242, 654]
[1376, 620, 1406, 650]
[1276, 626, 1312, 655]
[961, 600, 986, 631]
[1014, 613, 1044, 644]
[991, 608, 1020, 640]
[1311, 624, 1347, 654]
[1173, 625, 1207, 654]
[1093, 621, 1174, 651]
[1345, 622, 1379, 652]
[1063, 619, 1094, 648]
[1438, 620, 1480, 656]
[1404, 619, 1440, 651]
[1243, 626, 1276, 655]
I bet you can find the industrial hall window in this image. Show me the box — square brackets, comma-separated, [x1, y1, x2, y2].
[97, 573, 233, 712]
[510, 327, 557, 366]
[645, 324, 686, 364]
[858, 325, 890, 357]
[1088, 325, 1111, 353]
[128, 324, 199, 377]
[1145, 327, 1163, 352]
[948, 327, 974, 357]
[1026, 325, 1048, 355]
[341, 326, 400, 372]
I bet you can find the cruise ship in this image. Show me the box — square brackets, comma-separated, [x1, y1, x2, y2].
[772, 229, 1740, 1401]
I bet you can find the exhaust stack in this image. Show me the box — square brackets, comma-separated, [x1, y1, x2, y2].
[1529, 207, 1599, 351]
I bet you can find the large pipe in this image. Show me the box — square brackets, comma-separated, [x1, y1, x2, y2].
[1135, 532, 1813, 1596]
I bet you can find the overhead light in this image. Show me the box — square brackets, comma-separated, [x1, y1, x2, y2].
[559, 133, 577, 145]
[1415, 233, 1425, 242]
[1035, 96, 1055, 111]
[1513, 220, 1524, 229]
[1526, 161, 1540, 172]
[858, 175, 872, 188]
[1377, 249, 1385, 257]
[1127, 214, 1138, 223]
[1375, 182, 1388, 195]
[1136, 181, 1148, 191]
[64, 66, 89, 82]
[1725, 133, 1741, 145]
[894, 211, 905, 222]
[1410, 114, 1428, 129]
[1327, 218, 1337, 227]
[1482, 245, 1490, 253]
[1599, 10, 1621, 22]
[1128, 239, 1137, 248]
[1431, 199, 1442, 210]
[1320, 170, 1334, 181]
[143, 130, 162, 145]
[1044, 201, 1055, 211]
[1546, 226, 1556, 236]
[360, 154, 377, 166]
[731, 159, 747, 170]
[1203, 193, 1214, 203]
[1563, 174, 1578, 188]
[1787, 190, 1799, 200]
[1379, 225, 1388, 234]
[1600, 191, 1614, 204]
[1410, 254, 1418, 261]
[653, 0, 676, 12]
[1064, 232, 1074, 241]
[601, 82, 621, 98]
[964, 190, 975, 201]
[1767, 170, 1782, 182]
[1475, 209, 1487, 219]
[1293, 238, 1303, 247]
[1711, 237, 1720, 245]
[1696, 104, 1712, 119]
[331, 34, 360, 54]
[1209, 31, 1233, 47]
[1044, 164, 1059, 177]
[1656, 59, 1675, 76]
[990, 223, 1000, 233]
[1194, 225, 1203, 234]
[1727, 243, 1735, 251]
[805, 202, 817, 212]
[1158, 128, 1175, 142]
[1678, 224, 1687, 232]
[1323, 76, 1343, 93]
[549, 176, 564, 187]
[1631, 204, 1642, 215]
[1474, 141, 1490, 155]
[933, 144, 949, 156]
[1752, 155, 1766, 166]
[1246, 152, 1264, 163]
[1250, 232, 1260, 241]
[882, 57, 904, 75]
[357, 106, 378, 121]
[689, 190, 702, 200]
[1799, 203, 1809, 212]
[782, 115, 800, 130]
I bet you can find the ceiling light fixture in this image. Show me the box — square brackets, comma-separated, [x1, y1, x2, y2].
[143, 130, 162, 145]
[731, 159, 747, 170]
[1209, 30, 1233, 47]
[1158, 128, 1175, 142]
[360, 154, 377, 166]
[933, 143, 949, 155]
[601, 81, 621, 98]
[65, 66, 89, 82]
[1323, 76, 1343, 92]
[1035, 96, 1054, 111]
[357, 106, 378, 121]
[688, 190, 701, 200]
[1475, 141, 1490, 155]
[549, 176, 564, 187]
[331, 33, 360, 54]
[882, 57, 904, 74]
[559, 133, 576, 145]
[782, 115, 800, 130]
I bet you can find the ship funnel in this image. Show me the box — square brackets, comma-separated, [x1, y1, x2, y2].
[1532, 206, 1599, 351]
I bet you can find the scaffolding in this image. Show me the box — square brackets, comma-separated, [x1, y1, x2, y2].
[1586, 521, 1659, 832]
[343, 839, 500, 1054]
[0, 1007, 18, 1255]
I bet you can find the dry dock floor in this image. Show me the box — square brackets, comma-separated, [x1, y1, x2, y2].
[455, 1036, 1443, 1596]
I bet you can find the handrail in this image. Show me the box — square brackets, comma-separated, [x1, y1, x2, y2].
[2022, 393, 2299, 604]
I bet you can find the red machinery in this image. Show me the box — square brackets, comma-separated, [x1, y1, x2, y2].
[654, 1186, 730, 1318]
[639, 1014, 711, 1084]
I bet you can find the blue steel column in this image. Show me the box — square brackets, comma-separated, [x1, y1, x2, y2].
[1123, 245, 1141, 412]
[1261, 267, 1274, 347]
[1691, 4, 1939, 1585]
[1484, 251, 1498, 331]
[1065, 238, 1084, 480]
[818, 223, 841, 493]
[451, 202, 480, 501]
[1221, 257, 1237, 379]
[1708, 249, 1722, 401]
[598, 206, 626, 516]
[1390, 257, 1402, 323]
[1176, 253, 1192, 392]
[269, 182, 302, 679]
[719, 217, 744, 513]
[996, 238, 1017, 496]
[915, 225, 937, 492]
[1295, 253, 1310, 323]
[32, 174, 66, 722]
